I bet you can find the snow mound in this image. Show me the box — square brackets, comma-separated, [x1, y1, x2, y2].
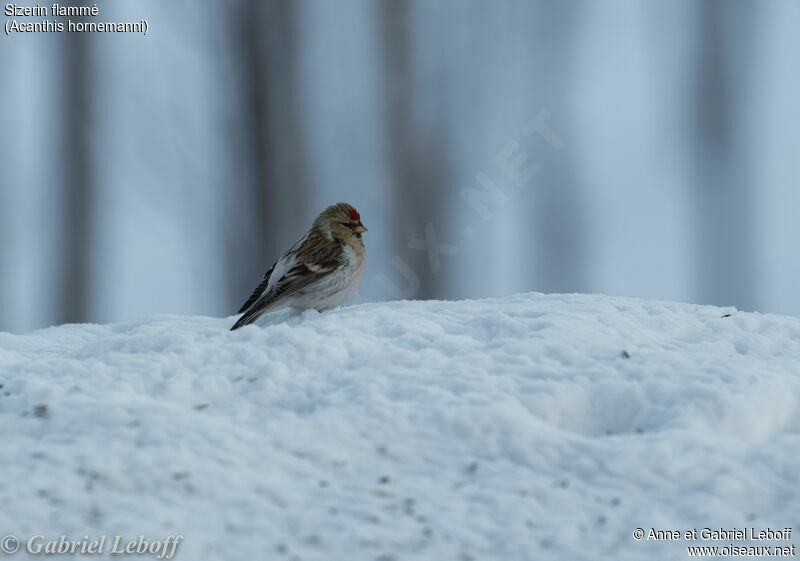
[1, 293, 799, 560]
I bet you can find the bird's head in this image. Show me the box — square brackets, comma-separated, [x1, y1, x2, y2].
[316, 202, 367, 243]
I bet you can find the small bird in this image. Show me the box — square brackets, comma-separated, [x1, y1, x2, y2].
[231, 202, 367, 330]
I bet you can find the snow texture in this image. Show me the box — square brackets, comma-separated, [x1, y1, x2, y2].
[1, 292, 799, 560]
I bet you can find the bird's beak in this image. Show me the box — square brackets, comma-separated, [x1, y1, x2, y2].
[353, 223, 367, 234]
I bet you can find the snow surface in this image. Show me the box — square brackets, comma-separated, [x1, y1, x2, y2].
[1, 292, 799, 560]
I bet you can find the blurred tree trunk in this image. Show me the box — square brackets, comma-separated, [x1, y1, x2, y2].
[691, 0, 757, 309]
[224, 0, 310, 311]
[59, 24, 93, 324]
[527, 2, 586, 294]
[0, 179, 6, 330]
[379, 0, 449, 300]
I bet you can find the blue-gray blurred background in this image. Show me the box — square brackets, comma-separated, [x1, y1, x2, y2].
[1, 0, 799, 333]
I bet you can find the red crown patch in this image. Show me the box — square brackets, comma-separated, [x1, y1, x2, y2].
[348, 207, 360, 221]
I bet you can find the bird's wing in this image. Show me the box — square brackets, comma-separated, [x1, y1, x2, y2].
[236, 233, 310, 315]
[237, 263, 275, 314]
[254, 239, 343, 308]
[237, 232, 343, 317]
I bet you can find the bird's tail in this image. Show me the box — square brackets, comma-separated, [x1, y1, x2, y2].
[230, 308, 263, 330]
[230, 297, 284, 330]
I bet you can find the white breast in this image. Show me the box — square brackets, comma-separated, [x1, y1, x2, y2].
[291, 243, 366, 311]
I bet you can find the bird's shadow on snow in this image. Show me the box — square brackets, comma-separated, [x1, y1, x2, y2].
[227, 307, 321, 331]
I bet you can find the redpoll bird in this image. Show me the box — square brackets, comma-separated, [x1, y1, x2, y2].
[231, 202, 367, 330]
